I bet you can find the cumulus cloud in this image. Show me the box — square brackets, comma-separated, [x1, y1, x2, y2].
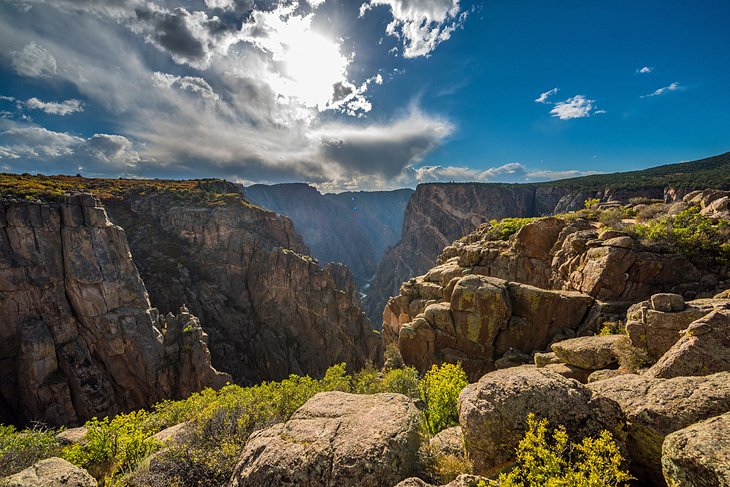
[535, 87, 558, 104]
[11, 41, 57, 77]
[644, 82, 680, 97]
[23, 97, 83, 115]
[0, 119, 141, 173]
[359, 0, 467, 58]
[550, 95, 603, 120]
[133, 5, 240, 69]
[637, 66, 653, 74]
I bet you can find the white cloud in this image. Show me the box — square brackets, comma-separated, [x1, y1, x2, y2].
[0, 0, 452, 189]
[535, 87, 558, 104]
[360, 0, 466, 58]
[24, 97, 83, 115]
[637, 66, 653, 74]
[11, 41, 57, 77]
[644, 82, 680, 97]
[152, 72, 220, 100]
[550, 95, 602, 120]
[0, 119, 140, 172]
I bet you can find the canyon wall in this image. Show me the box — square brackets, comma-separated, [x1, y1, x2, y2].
[101, 187, 381, 385]
[0, 195, 227, 426]
[244, 183, 412, 285]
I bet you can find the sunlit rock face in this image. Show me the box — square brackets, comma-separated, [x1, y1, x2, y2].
[383, 216, 724, 380]
[0, 195, 226, 426]
[365, 183, 669, 327]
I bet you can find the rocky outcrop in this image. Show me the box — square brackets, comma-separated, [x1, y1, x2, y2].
[626, 295, 728, 361]
[429, 426, 464, 458]
[647, 308, 730, 378]
[588, 372, 730, 484]
[458, 366, 624, 476]
[1, 457, 96, 487]
[365, 184, 552, 325]
[662, 412, 730, 487]
[227, 391, 422, 487]
[365, 180, 681, 323]
[388, 271, 594, 379]
[383, 216, 720, 378]
[394, 475, 492, 487]
[0, 195, 226, 426]
[244, 183, 412, 285]
[102, 188, 381, 384]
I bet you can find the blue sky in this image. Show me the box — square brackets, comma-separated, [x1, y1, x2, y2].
[0, 0, 728, 190]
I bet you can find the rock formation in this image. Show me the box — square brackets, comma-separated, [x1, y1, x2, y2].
[227, 391, 422, 487]
[383, 215, 722, 378]
[647, 308, 730, 379]
[1, 457, 97, 487]
[0, 195, 227, 426]
[588, 372, 730, 484]
[100, 186, 381, 384]
[626, 295, 730, 361]
[365, 182, 675, 324]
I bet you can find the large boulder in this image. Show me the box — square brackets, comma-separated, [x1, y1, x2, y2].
[647, 309, 730, 379]
[662, 412, 730, 487]
[588, 372, 730, 485]
[625, 296, 720, 361]
[551, 334, 631, 370]
[458, 366, 624, 476]
[227, 392, 422, 487]
[1, 457, 96, 487]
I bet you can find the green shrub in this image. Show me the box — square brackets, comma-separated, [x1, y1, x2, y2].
[484, 217, 540, 241]
[629, 206, 730, 268]
[584, 198, 600, 210]
[419, 363, 468, 435]
[493, 413, 632, 487]
[381, 367, 420, 399]
[0, 424, 61, 477]
[62, 411, 160, 483]
[598, 321, 626, 336]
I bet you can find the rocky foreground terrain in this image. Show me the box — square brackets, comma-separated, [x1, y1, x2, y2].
[2, 158, 730, 487]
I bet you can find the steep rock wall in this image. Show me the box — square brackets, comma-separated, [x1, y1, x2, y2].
[0, 195, 226, 426]
[102, 190, 381, 384]
[245, 183, 412, 285]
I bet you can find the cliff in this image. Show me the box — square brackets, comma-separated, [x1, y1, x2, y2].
[100, 187, 381, 384]
[0, 194, 227, 426]
[244, 183, 412, 285]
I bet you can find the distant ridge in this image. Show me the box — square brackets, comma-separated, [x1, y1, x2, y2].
[542, 151, 730, 190]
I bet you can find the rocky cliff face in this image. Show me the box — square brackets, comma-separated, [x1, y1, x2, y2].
[101, 187, 381, 384]
[0, 195, 227, 426]
[244, 183, 412, 285]
[365, 183, 677, 325]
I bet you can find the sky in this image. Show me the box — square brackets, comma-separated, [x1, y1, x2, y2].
[0, 0, 729, 191]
